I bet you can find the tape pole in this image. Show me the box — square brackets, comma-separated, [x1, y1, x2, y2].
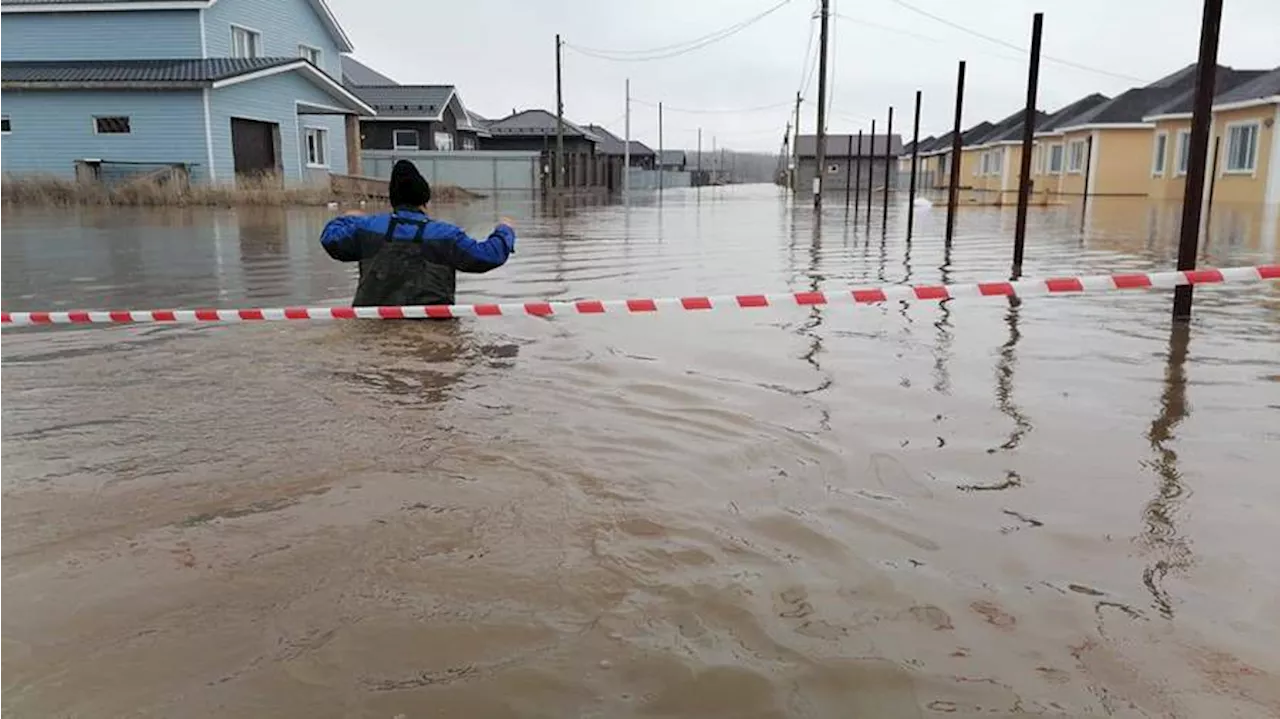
[2, 265, 1277, 327]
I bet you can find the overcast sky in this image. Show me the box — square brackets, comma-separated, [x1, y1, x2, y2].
[332, 0, 1279, 152]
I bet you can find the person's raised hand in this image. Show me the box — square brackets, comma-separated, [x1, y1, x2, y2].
[499, 216, 516, 229]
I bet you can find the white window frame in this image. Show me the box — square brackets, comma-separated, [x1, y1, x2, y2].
[461, 135, 476, 151]
[392, 128, 420, 151]
[230, 24, 261, 59]
[1, 114, 11, 134]
[1175, 129, 1191, 176]
[1048, 143, 1064, 174]
[303, 126, 329, 168]
[826, 163, 839, 174]
[92, 115, 131, 135]
[1223, 121, 1260, 175]
[1067, 140, 1086, 174]
[1151, 131, 1168, 177]
[433, 131, 454, 151]
[298, 43, 322, 66]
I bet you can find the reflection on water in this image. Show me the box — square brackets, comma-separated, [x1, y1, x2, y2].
[3, 189, 1280, 717]
[1140, 323, 1193, 620]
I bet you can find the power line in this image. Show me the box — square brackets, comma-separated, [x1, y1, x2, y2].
[564, 0, 793, 62]
[796, 0, 819, 97]
[879, 0, 1148, 84]
[632, 97, 794, 114]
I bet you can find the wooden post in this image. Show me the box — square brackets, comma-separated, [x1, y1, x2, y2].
[345, 114, 362, 177]
[554, 34, 565, 191]
[945, 60, 966, 247]
[907, 90, 922, 239]
[1173, 0, 1222, 320]
[1012, 12, 1043, 279]
[882, 106, 893, 229]
[813, 0, 830, 207]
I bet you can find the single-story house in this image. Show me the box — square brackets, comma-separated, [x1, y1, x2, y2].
[583, 124, 656, 168]
[1029, 93, 1110, 195]
[0, 0, 373, 184]
[349, 85, 485, 151]
[795, 133, 904, 192]
[481, 109, 606, 189]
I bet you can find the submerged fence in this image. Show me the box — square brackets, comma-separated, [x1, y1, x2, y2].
[361, 150, 541, 194]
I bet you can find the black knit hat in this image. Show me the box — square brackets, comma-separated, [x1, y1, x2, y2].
[389, 159, 431, 207]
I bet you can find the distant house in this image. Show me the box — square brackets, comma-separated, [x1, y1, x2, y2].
[962, 109, 1048, 204]
[658, 150, 687, 172]
[349, 85, 485, 151]
[1029, 93, 1110, 196]
[481, 109, 605, 189]
[1053, 64, 1242, 196]
[1143, 68, 1270, 202]
[795, 133, 904, 192]
[917, 133, 955, 190]
[0, 0, 374, 184]
[583, 124, 655, 168]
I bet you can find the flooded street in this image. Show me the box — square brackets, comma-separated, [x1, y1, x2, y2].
[4, 186, 1280, 717]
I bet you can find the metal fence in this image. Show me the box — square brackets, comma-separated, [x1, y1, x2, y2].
[361, 150, 542, 193]
[626, 169, 692, 191]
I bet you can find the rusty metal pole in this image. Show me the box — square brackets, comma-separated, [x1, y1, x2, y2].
[907, 90, 922, 239]
[945, 60, 966, 247]
[1012, 12, 1043, 279]
[1080, 134, 1093, 225]
[882, 106, 893, 229]
[1172, 0, 1223, 321]
[554, 34, 565, 191]
[844, 134, 854, 209]
[866, 119, 875, 229]
[853, 129, 863, 218]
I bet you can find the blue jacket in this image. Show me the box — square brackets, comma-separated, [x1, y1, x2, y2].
[320, 208, 516, 306]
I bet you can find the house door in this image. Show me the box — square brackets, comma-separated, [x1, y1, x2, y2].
[230, 118, 279, 180]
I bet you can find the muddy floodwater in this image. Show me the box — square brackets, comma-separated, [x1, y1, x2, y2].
[3, 186, 1280, 718]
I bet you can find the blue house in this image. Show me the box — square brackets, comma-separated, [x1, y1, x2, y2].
[0, 0, 375, 184]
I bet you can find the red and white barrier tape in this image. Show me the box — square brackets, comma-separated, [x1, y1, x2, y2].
[3, 265, 1277, 326]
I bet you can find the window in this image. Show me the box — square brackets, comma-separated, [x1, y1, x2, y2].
[827, 163, 839, 174]
[304, 127, 328, 167]
[298, 44, 322, 65]
[461, 135, 476, 151]
[1048, 143, 1064, 173]
[1067, 140, 1086, 173]
[392, 129, 419, 150]
[433, 131, 453, 151]
[231, 26, 261, 58]
[1, 115, 10, 134]
[1175, 130, 1190, 176]
[1151, 132, 1168, 176]
[94, 116, 131, 134]
[1032, 145, 1041, 174]
[1224, 122, 1260, 173]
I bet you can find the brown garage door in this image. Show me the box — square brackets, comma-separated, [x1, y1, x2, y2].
[230, 118, 279, 180]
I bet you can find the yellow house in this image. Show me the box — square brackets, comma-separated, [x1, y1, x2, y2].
[1030, 93, 1109, 198]
[1204, 68, 1280, 208]
[961, 110, 1050, 205]
[916, 132, 955, 190]
[1143, 68, 1271, 201]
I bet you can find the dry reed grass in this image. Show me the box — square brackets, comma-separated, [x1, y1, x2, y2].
[1, 172, 477, 207]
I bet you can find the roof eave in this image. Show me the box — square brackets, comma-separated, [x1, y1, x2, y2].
[1, 79, 206, 89]
[359, 115, 443, 122]
[1211, 95, 1280, 113]
[210, 60, 375, 115]
[1056, 122, 1154, 133]
[1142, 112, 1192, 123]
[1, 1, 211, 12]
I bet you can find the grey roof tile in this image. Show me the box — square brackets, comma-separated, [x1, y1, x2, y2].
[487, 109, 600, 141]
[1146, 68, 1272, 116]
[340, 56, 397, 87]
[1, 57, 297, 84]
[1039, 93, 1111, 132]
[583, 125, 654, 155]
[349, 85, 453, 118]
[1215, 66, 1280, 104]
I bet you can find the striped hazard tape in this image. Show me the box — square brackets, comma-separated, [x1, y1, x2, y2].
[2, 265, 1277, 326]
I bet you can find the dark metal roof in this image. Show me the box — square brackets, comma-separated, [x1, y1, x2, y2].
[901, 135, 934, 155]
[349, 85, 453, 118]
[1039, 93, 1111, 132]
[582, 125, 653, 156]
[919, 131, 954, 154]
[1, 57, 297, 85]
[1, 0, 205, 4]
[340, 56, 396, 87]
[796, 133, 903, 158]
[1062, 65, 1244, 127]
[1146, 68, 1270, 116]
[487, 109, 600, 142]
[1214, 66, 1280, 105]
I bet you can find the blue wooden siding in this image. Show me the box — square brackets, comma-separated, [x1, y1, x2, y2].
[0, 89, 209, 181]
[0, 11, 202, 61]
[207, 70, 348, 181]
[203, 0, 342, 79]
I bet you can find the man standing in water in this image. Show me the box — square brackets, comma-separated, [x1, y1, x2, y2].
[319, 160, 516, 307]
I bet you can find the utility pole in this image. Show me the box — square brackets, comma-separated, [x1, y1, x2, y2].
[1173, 0, 1223, 320]
[792, 91, 802, 192]
[1012, 12, 1043, 279]
[554, 33, 565, 191]
[658, 101, 664, 191]
[624, 78, 631, 198]
[813, 0, 831, 207]
[697, 127, 703, 186]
